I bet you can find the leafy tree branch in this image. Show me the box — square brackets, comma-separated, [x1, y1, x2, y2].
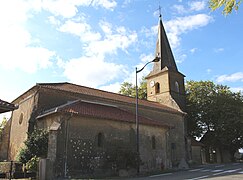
[209, 0, 242, 15]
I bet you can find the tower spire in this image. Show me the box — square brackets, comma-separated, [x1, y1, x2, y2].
[146, 11, 186, 111]
[150, 11, 178, 76]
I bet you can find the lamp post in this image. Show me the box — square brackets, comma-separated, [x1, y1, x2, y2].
[135, 56, 160, 174]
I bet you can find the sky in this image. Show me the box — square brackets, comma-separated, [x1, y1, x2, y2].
[0, 0, 243, 120]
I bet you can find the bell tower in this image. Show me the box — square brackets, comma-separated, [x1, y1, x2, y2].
[146, 15, 186, 111]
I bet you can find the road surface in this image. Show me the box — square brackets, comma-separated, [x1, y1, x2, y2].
[127, 163, 243, 180]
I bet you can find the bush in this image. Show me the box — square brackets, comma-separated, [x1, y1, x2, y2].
[26, 156, 40, 172]
[18, 129, 48, 169]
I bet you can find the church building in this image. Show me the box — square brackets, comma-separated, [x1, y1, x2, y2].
[3, 16, 187, 178]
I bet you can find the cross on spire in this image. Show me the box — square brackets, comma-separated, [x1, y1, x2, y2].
[157, 5, 162, 19]
[150, 5, 178, 73]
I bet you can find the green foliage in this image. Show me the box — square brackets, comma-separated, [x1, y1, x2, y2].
[186, 80, 243, 156]
[66, 139, 139, 175]
[0, 117, 7, 136]
[119, 82, 136, 97]
[119, 77, 147, 100]
[18, 129, 48, 165]
[209, 0, 242, 15]
[25, 156, 40, 172]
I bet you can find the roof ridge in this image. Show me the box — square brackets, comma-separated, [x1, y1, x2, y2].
[36, 82, 69, 86]
[61, 82, 139, 99]
[37, 100, 173, 128]
[38, 82, 180, 112]
[12, 82, 183, 115]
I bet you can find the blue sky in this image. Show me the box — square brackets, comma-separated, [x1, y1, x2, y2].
[0, 0, 243, 119]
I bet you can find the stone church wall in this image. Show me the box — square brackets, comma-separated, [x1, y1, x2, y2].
[8, 92, 38, 160]
[138, 107, 186, 167]
[43, 115, 168, 178]
[7, 86, 186, 177]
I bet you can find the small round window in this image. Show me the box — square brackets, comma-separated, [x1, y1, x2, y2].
[19, 113, 23, 125]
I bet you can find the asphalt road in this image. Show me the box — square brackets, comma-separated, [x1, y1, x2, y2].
[127, 163, 243, 180]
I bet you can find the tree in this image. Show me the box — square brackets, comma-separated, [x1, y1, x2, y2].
[119, 77, 147, 100]
[18, 129, 48, 165]
[0, 117, 7, 136]
[186, 80, 243, 160]
[119, 82, 136, 97]
[209, 0, 242, 15]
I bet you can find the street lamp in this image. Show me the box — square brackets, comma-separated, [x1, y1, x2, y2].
[135, 56, 160, 174]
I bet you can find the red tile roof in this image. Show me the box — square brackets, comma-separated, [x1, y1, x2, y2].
[0, 99, 17, 113]
[35, 82, 183, 114]
[37, 100, 172, 128]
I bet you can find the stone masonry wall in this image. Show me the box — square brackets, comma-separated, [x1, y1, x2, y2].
[44, 115, 168, 178]
[8, 92, 38, 160]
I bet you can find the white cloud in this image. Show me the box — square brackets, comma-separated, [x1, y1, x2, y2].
[48, 16, 61, 26]
[100, 82, 122, 93]
[58, 19, 137, 57]
[214, 48, 224, 53]
[139, 53, 154, 63]
[59, 20, 101, 42]
[63, 55, 126, 87]
[91, 0, 117, 10]
[0, 1, 29, 24]
[188, 1, 206, 11]
[99, 20, 113, 35]
[139, 14, 212, 64]
[207, 69, 212, 74]
[176, 54, 187, 63]
[130, 53, 154, 84]
[230, 87, 243, 93]
[122, 0, 132, 7]
[165, 14, 213, 48]
[172, 1, 207, 14]
[172, 5, 186, 14]
[0, 0, 55, 73]
[0, 44, 54, 73]
[57, 17, 137, 88]
[190, 48, 198, 53]
[85, 25, 137, 56]
[40, 0, 83, 18]
[62, 32, 137, 86]
[140, 26, 157, 39]
[216, 72, 243, 83]
[36, 0, 117, 18]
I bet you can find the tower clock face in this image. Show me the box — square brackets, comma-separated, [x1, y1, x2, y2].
[150, 80, 155, 87]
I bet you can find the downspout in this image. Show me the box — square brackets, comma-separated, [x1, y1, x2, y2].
[165, 126, 172, 169]
[64, 113, 73, 178]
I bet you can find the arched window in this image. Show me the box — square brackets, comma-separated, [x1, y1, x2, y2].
[97, 132, 104, 147]
[155, 82, 160, 94]
[152, 136, 156, 149]
[19, 113, 23, 125]
[175, 81, 179, 93]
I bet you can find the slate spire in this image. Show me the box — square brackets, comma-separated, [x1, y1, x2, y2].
[146, 11, 186, 111]
[152, 14, 178, 73]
